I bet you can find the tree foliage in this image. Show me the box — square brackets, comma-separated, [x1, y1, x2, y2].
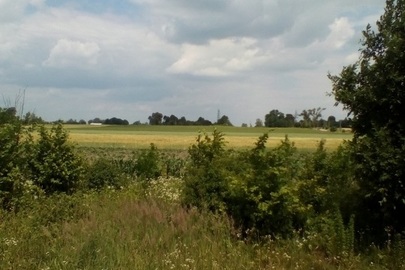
[265, 109, 286, 127]
[299, 108, 325, 128]
[28, 124, 84, 194]
[148, 112, 163, 125]
[328, 0, 405, 242]
[216, 115, 232, 126]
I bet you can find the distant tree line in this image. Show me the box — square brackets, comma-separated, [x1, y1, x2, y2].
[2, 106, 351, 130]
[148, 112, 233, 126]
[0, 107, 45, 125]
[87, 117, 129, 125]
[253, 108, 352, 130]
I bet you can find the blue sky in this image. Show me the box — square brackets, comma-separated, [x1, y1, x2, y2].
[1, 0, 385, 125]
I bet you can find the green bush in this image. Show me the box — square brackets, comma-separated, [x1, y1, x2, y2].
[134, 143, 162, 180]
[85, 157, 127, 190]
[183, 132, 310, 238]
[0, 123, 38, 210]
[28, 124, 84, 194]
[161, 153, 186, 178]
[182, 130, 228, 211]
[350, 132, 405, 244]
[297, 140, 356, 217]
[226, 135, 309, 238]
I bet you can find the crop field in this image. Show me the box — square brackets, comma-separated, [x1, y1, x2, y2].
[65, 125, 352, 150]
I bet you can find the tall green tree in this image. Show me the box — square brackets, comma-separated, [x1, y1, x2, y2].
[328, 0, 405, 243]
[255, 118, 264, 127]
[265, 109, 286, 127]
[148, 112, 163, 125]
[216, 115, 232, 126]
[0, 107, 17, 125]
[299, 109, 311, 127]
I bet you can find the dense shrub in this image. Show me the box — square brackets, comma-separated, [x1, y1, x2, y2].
[350, 133, 405, 244]
[183, 131, 311, 238]
[226, 135, 309, 238]
[298, 141, 357, 218]
[28, 124, 84, 194]
[1, 122, 85, 210]
[0, 123, 25, 209]
[86, 157, 126, 190]
[134, 143, 162, 180]
[183, 129, 229, 211]
[182, 131, 361, 243]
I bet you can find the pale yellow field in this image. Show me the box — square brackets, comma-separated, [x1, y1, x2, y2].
[69, 133, 346, 150]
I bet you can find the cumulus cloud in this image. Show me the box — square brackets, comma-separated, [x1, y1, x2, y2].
[325, 17, 355, 49]
[0, 0, 386, 124]
[168, 38, 270, 76]
[43, 39, 100, 68]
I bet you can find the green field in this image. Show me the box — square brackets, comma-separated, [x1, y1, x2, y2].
[65, 124, 353, 150]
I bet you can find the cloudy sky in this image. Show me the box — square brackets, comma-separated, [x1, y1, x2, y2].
[1, 0, 385, 125]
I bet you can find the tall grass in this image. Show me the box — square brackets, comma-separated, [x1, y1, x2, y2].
[0, 184, 258, 269]
[1, 180, 402, 269]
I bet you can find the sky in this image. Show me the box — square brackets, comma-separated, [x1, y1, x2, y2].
[0, 0, 385, 125]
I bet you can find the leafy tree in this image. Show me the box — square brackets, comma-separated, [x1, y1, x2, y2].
[310, 107, 325, 127]
[104, 117, 129, 125]
[148, 112, 163, 125]
[327, 115, 336, 129]
[163, 114, 179, 125]
[328, 0, 405, 243]
[299, 109, 311, 127]
[285, 114, 296, 127]
[299, 108, 325, 128]
[339, 118, 352, 128]
[216, 115, 232, 126]
[255, 118, 264, 127]
[265, 109, 286, 127]
[65, 119, 78, 124]
[195, 117, 212, 126]
[23, 112, 44, 125]
[0, 107, 18, 125]
[178, 116, 188, 125]
[88, 118, 102, 124]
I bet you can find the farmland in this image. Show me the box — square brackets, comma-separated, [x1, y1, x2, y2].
[65, 124, 352, 150]
[2, 122, 404, 269]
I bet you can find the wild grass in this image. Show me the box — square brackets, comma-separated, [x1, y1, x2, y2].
[0, 184, 263, 269]
[1, 179, 402, 270]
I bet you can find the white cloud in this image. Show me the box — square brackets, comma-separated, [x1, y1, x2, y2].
[168, 38, 270, 76]
[325, 17, 355, 49]
[0, 0, 386, 124]
[43, 39, 100, 68]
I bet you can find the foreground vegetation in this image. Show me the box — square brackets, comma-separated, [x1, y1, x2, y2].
[2, 1, 405, 268]
[0, 121, 403, 269]
[1, 177, 404, 269]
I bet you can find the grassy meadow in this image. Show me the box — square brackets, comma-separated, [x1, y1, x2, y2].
[4, 123, 403, 269]
[65, 125, 352, 150]
[2, 180, 393, 270]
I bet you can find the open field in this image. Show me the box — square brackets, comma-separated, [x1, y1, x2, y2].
[65, 125, 352, 150]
